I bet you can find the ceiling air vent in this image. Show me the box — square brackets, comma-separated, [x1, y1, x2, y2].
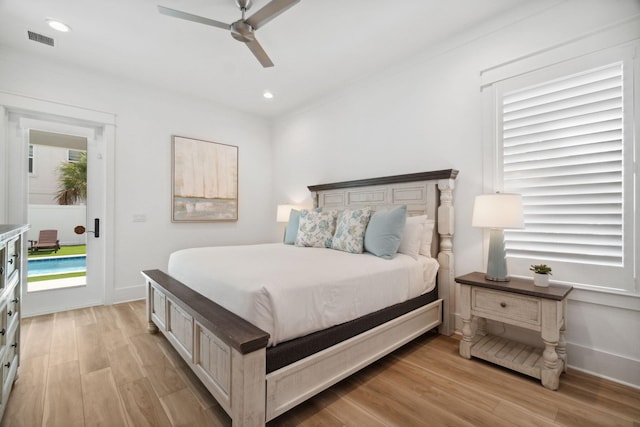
[27, 31, 54, 47]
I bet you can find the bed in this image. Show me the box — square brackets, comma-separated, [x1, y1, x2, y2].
[142, 169, 457, 426]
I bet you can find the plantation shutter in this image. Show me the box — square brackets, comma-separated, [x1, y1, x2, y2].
[501, 63, 624, 267]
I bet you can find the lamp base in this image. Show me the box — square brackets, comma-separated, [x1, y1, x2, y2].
[486, 228, 510, 282]
[485, 274, 510, 282]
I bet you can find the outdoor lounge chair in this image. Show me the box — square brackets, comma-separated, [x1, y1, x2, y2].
[31, 229, 61, 253]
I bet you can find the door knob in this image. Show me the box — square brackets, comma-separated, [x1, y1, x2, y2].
[74, 218, 100, 238]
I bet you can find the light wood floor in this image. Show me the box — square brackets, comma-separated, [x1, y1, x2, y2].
[1, 301, 639, 427]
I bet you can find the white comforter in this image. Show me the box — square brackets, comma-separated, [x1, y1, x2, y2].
[168, 243, 438, 346]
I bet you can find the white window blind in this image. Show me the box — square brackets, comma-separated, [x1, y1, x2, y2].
[502, 63, 624, 267]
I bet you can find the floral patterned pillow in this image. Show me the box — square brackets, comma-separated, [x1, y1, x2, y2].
[331, 208, 372, 254]
[295, 209, 338, 248]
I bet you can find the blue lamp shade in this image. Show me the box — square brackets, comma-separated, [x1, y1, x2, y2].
[472, 193, 524, 281]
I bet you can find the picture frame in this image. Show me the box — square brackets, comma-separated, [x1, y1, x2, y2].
[172, 136, 238, 222]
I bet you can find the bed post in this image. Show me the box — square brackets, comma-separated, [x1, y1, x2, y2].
[231, 348, 266, 426]
[437, 177, 455, 336]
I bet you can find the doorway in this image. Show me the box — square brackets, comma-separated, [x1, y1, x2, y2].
[0, 93, 115, 316]
[27, 129, 88, 292]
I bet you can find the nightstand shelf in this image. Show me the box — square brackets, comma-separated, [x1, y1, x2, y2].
[470, 334, 543, 379]
[456, 272, 573, 390]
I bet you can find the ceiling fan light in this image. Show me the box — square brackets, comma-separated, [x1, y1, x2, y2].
[263, 91, 274, 99]
[46, 19, 71, 32]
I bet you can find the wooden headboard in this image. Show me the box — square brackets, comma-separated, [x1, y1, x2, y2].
[307, 169, 458, 335]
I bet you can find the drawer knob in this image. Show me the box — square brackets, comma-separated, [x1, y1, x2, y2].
[8, 258, 13, 265]
[11, 342, 17, 348]
[500, 302, 507, 308]
[7, 310, 11, 317]
[4, 362, 9, 369]
[0, 329, 5, 336]
[10, 299, 18, 304]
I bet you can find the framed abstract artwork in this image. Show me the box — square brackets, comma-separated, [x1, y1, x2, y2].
[172, 136, 238, 222]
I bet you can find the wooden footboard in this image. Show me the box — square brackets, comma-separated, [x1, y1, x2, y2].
[142, 269, 442, 426]
[142, 269, 269, 426]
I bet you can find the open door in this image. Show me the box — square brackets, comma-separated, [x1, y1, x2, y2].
[0, 93, 115, 316]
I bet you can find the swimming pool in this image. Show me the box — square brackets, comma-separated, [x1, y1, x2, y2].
[28, 255, 86, 276]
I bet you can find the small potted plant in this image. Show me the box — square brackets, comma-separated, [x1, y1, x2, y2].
[530, 264, 552, 287]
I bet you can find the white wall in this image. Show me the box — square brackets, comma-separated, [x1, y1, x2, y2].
[272, 0, 640, 387]
[0, 49, 275, 303]
[0, 0, 637, 388]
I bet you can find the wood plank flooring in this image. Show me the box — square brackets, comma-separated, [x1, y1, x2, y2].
[2, 301, 639, 426]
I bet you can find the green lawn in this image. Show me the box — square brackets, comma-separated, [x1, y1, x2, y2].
[28, 244, 86, 258]
[28, 271, 86, 283]
[27, 245, 87, 283]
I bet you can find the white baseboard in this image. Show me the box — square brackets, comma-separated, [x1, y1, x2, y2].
[112, 284, 146, 304]
[23, 299, 104, 317]
[566, 342, 640, 390]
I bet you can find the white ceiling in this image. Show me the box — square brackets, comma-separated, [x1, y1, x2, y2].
[0, 0, 533, 118]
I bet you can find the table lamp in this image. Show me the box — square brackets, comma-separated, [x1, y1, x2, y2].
[472, 193, 524, 281]
[276, 204, 296, 223]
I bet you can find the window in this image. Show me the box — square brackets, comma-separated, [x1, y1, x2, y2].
[503, 63, 623, 266]
[68, 149, 85, 163]
[486, 47, 636, 294]
[28, 144, 34, 174]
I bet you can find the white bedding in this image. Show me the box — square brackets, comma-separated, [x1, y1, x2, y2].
[168, 243, 438, 346]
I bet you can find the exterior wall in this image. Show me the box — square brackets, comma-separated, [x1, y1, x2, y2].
[27, 204, 87, 246]
[29, 144, 82, 205]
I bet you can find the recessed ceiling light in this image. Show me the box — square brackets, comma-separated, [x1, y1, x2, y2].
[46, 19, 71, 32]
[263, 91, 274, 99]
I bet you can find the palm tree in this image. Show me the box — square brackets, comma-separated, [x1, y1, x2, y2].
[56, 152, 87, 205]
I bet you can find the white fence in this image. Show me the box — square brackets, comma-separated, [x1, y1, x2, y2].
[28, 204, 87, 246]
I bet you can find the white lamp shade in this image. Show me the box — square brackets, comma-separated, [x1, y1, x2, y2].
[472, 193, 524, 229]
[276, 204, 296, 223]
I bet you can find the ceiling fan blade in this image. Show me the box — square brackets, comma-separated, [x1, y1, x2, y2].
[245, 0, 299, 30]
[157, 6, 230, 30]
[245, 38, 274, 67]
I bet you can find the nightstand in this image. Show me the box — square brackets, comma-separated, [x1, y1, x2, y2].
[455, 272, 573, 390]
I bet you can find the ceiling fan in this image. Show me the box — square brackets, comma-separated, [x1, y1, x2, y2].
[158, 0, 300, 67]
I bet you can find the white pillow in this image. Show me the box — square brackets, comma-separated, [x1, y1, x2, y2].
[398, 215, 427, 260]
[419, 219, 436, 257]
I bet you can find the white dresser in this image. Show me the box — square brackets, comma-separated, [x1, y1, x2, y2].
[0, 225, 28, 421]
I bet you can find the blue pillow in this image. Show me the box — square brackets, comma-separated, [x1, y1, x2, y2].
[283, 209, 301, 244]
[364, 205, 407, 259]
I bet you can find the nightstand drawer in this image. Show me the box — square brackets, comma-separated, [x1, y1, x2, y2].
[472, 288, 540, 327]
